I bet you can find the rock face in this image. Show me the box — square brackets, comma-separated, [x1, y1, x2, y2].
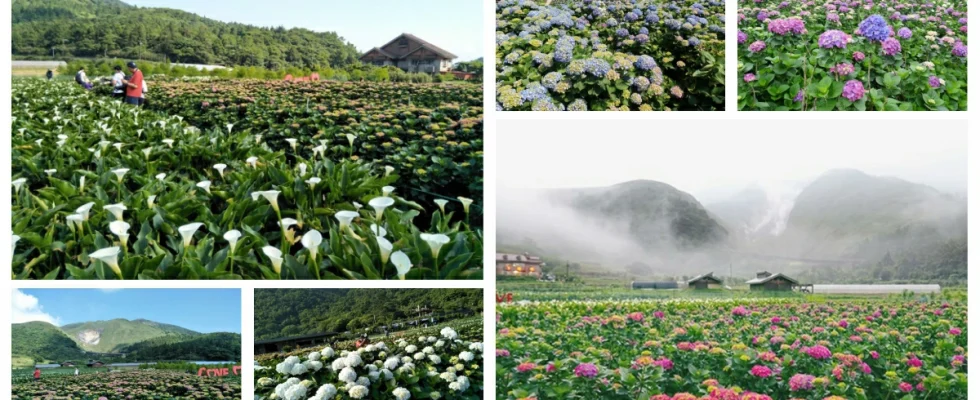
[76, 329, 102, 346]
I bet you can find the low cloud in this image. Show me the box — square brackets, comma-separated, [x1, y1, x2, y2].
[12, 290, 60, 325]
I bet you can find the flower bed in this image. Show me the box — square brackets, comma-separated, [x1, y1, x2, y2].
[11, 369, 241, 399]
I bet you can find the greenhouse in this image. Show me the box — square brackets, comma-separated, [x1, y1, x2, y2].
[811, 284, 941, 294]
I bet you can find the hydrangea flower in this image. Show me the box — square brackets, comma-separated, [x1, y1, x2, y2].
[859, 15, 891, 42]
[748, 41, 767, 53]
[818, 30, 851, 49]
[768, 18, 807, 35]
[897, 27, 912, 39]
[743, 73, 756, 82]
[881, 38, 902, 56]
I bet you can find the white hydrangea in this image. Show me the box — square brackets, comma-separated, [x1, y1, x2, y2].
[384, 357, 401, 370]
[381, 368, 394, 380]
[368, 370, 381, 381]
[306, 360, 323, 371]
[375, 342, 388, 351]
[339, 367, 357, 383]
[435, 340, 445, 347]
[393, 387, 412, 400]
[365, 344, 377, 352]
[428, 355, 442, 364]
[284, 383, 308, 400]
[345, 352, 363, 368]
[441, 327, 458, 340]
[469, 342, 483, 352]
[397, 339, 408, 348]
[454, 363, 465, 371]
[320, 346, 335, 359]
[430, 391, 442, 399]
[341, 350, 350, 357]
[331, 358, 347, 371]
[418, 336, 427, 343]
[398, 363, 415, 374]
[274, 377, 301, 399]
[422, 346, 435, 354]
[413, 352, 426, 361]
[348, 385, 369, 399]
[459, 351, 475, 362]
[427, 370, 438, 377]
[405, 345, 418, 354]
[289, 362, 308, 376]
[356, 376, 370, 386]
[427, 336, 437, 343]
[310, 383, 337, 400]
[275, 356, 301, 375]
[308, 352, 321, 361]
[450, 375, 470, 392]
[366, 364, 378, 372]
[401, 356, 413, 364]
[439, 371, 456, 382]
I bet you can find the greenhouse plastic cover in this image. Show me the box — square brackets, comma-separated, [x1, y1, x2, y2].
[811, 284, 941, 294]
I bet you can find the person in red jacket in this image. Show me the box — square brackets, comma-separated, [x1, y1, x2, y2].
[33, 368, 41, 382]
[122, 61, 143, 106]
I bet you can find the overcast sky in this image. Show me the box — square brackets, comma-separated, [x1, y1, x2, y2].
[497, 119, 967, 201]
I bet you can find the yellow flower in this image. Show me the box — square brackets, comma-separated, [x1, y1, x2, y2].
[885, 371, 897, 379]
[739, 355, 750, 362]
[908, 367, 920, 374]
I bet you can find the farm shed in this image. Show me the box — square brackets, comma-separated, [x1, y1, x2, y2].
[631, 281, 680, 290]
[746, 271, 798, 291]
[686, 273, 723, 289]
[811, 284, 941, 294]
[60, 361, 75, 367]
[360, 33, 457, 73]
[86, 360, 104, 367]
[496, 253, 544, 278]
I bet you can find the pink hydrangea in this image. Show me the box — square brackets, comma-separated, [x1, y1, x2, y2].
[546, 363, 556, 372]
[517, 362, 536, 373]
[899, 382, 913, 392]
[732, 306, 750, 317]
[950, 327, 962, 335]
[574, 362, 599, 378]
[806, 345, 833, 360]
[768, 18, 807, 35]
[496, 349, 510, 357]
[907, 357, 923, 367]
[789, 374, 815, 391]
[842, 80, 865, 101]
[750, 365, 773, 378]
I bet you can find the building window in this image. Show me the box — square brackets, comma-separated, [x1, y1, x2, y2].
[529, 267, 535, 272]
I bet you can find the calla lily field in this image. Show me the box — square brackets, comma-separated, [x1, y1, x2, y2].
[497, 296, 967, 399]
[11, 80, 483, 279]
[255, 325, 484, 400]
[737, 0, 968, 110]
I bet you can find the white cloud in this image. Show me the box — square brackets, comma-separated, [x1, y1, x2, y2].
[98, 289, 123, 293]
[12, 290, 60, 325]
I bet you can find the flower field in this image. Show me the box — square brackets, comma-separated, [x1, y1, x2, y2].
[11, 80, 482, 280]
[255, 326, 484, 400]
[11, 370, 241, 399]
[737, 0, 968, 111]
[496, 0, 725, 111]
[497, 298, 968, 399]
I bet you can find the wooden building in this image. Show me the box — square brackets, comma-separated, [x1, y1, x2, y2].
[60, 361, 75, 367]
[86, 360, 104, 367]
[360, 33, 457, 73]
[496, 253, 544, 278]
[254, 332, 340, 355]
[746, 271, 798, 291]
[686, 273, 723, 289]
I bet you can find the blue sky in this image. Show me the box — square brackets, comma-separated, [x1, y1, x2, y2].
[13, 289, 241, 333]
[126, 0, 484, 61]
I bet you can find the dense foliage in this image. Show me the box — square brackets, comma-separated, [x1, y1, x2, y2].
[12, 80, 482, 280]
[11, 321, 84, 364]
[497, 297, 968, 399]
[496, 0, 725, 111]
[737, 0, 968, 110]
[12, 0, 361, 69]
[256, 325, 483, 400]
[119, 332, 242, 362]
[255, 289, 484, 340]
[11, 370, 241, 399]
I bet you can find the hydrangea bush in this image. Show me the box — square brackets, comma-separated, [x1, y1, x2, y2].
[256, 327, 484, 400]
[11, 370, 241, 399]
[738, 0, 968, 110]
[497, 298, 967, 399]
[496, 0, 725, 111]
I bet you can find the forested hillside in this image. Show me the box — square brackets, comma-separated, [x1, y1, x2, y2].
[254, 289, 483, 340]
[119, 333, 242, 362]
[12, 0, 361, 69]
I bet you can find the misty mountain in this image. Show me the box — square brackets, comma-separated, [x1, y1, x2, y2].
[707, 182, 802, 240]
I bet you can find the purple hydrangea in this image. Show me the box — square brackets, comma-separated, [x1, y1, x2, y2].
[748, 40, 767, 53]
[768, 18, 807, 35]
[928, 76, 942, 88]
[635, 34, 650, 44]
[744, 73, 757, 82]
[794, 89, 805, 102]
[859, 15, 891, 42]
[635, 55, 658, 71]
[827, 13, 840, 23]
[830, 62, 855, 76]
[897, 27, 912, 39]
[853, 51, 866, 62]
[738, 31, 748, 43]
[952, 42, 968, 57]
[616, 28, 629, 37]
[818, 30, 851, 49]
[573, 363, 599, 378]
[881, 37, 902, 56]
[688, 37, 701, 46]
[842, 80, 866, 101]
[757, 11, 768, 21]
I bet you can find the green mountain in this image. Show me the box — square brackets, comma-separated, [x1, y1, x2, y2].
[556, 180, 729, 249]
[254, 289, 483, 341]
[118, 332, 242, 362]
[61, 318, 200, 353]
[12, 321, 85, 363]
[11, 0, 361, 68]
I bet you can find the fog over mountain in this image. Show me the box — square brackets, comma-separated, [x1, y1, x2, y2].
[497, 120, 967, 283]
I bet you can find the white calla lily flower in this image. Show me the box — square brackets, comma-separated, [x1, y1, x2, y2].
[370, 224, 387, 238]
[286, 138, 298, 150]
[147, 195, 157, 208]
[384, 165, 395, 177]
[335, 211, 359, 231]
[12, 178, 27, 193]
[298, 163, 307, 176]
[109, 220, 131, 247]
[111, 168, 129, 183]
[377, 237, 393, 265]
[247, 156, 259, 168]
[457, 197, 473, 214]
[103, 203, 127, 221]
[178, 222, 204, 247]
[434, 199, 449, 214]
[196, 180, 211, 194]
[302, 230, 323, 260]
[306, 177, 321, 189]
[89, 246, 123, 279]
[262, 246, 283, 274]
[156, 173, 166, 181]
[224, 229, 242, 253]
[391, 251, 413, 279]
[162, 139, 174, 148]
[213, 163, 227, 178]
[368, 197, 395, 221]
[420, 233, 451, 259]
[382, 186, 395, 197]
[251, 190, 281, 211]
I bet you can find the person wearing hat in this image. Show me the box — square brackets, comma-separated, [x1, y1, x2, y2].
[121, 61, 144, 105]
[75, 67, 92, 89]
[110, 66, 125, 101]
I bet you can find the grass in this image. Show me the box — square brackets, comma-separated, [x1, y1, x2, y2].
[12, 67, 51, 77]
[11, 355, 34, 369]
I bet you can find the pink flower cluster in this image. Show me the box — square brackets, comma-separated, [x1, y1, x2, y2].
[805, 344, 833, 360]
[573, 362, 599, 378]
[768, 18, 807, 35]
[842, 80, 866, 101]
[732, 306, 750, 317]
[789, 374, 815, 391]
[749, 365, 773, 378]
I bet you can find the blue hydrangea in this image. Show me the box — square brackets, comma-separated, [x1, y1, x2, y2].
[667, 4, 681, 12]
[616, 28, 629, 37]
[859, 15, 891, 42]
[542, 72, 563, 89]
[531, 97, 563, 111]
[625, 11, 641, 22]
[709, 25, 724, 33]
[635, 55, 658, 70]
[496, 32, 511, 46]
[632, 76, 651, 91]
[665, 19, 682, 30]
[639, 27, 649, 35]
[546, 8, 575, 28]
[606, 17, 618, 26]
[504, 52, 521, 64]
[520, 83, 548, 103]
[567, 59, 587, 75]
[583, 58, 611, 77]
[636, 34, 650, 43]
[554, 35, 576, 63]
[646, 14, 660, 24]
[688, 37, 701, 46]
[567, 99, 588, 111]
[575, 18, 589, 30]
